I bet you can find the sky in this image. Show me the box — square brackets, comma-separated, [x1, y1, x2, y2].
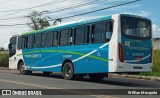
[0, 0, 160, 49]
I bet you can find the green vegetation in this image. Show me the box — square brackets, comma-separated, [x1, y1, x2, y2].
[139, 50, 160, 77]
[0, 52, 9, 67]
[152, 50, 160, 72]
[139, 72, 160, 77]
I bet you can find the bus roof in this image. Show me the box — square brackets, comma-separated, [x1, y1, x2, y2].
[21, 15, 112, 35]
[21, 14, 151, 35]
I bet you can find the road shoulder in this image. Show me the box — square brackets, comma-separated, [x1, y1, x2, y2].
[109, 73, 160, 82]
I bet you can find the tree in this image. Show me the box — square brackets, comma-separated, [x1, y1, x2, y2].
[0, 47, 4, 51]
[27, 11, 50, 30]
[46, 16, 61, 26]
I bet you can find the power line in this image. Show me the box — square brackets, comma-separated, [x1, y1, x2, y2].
[0, 26, 27, 28]
[0, 0, 125, 21]
[0, 0, 140, 27]
[0, 0, 121, 21]
[0, 0, 123, 21]
[44, 0, 123, 20]
[0, 16, 26, 20]
[0, 23, 31, 26]
[46, 0, 107, 14]
[0, 0, 104, 20]
[0, 0, 67, 12]
[50, 0, 141, 20]
[0, 0, 13, 5]
[0, 0, 67, 19]
[0, 0, 121, 24]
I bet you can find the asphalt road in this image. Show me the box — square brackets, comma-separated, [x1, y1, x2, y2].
[0, 70, 160, 98]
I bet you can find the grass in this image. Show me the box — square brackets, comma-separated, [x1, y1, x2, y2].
[139, 50, 160, 77]
[0, 51, 8, 54]
[152, 50, 160, 72]
[139, 72, 160, 77]
[0, 51, 9, 67]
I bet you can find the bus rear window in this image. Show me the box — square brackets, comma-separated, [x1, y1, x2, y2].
[121, 16, 151, 39]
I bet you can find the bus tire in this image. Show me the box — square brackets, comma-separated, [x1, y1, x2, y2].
[62, 62, 74, 80]
[19, 62, 32, 75]
[89, 73, 106, 81]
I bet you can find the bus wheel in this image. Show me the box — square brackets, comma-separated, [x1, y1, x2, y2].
[19, 62, 32, 75]
[62, 62, 74, 80]
[89, 73, 106, 81]
[43, 72, 52, 76]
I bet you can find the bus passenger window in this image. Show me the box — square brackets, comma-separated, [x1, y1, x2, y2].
[22, 36, 26, 49]
[46, 32, 53, 47]
[32, 35, 36, 48]
[106, 32, 112, 41]
[106, 22, 113, 41]
[26, 35, 33, 48]
[41, 33, 46, 47]
[35, 33, 42, 48]
[17, 36, 22, 49]
[74, 26, 89, 44]
[59, 29, 72, 46]
[53, 31, 58, 47]
[92, 21, 113, 43]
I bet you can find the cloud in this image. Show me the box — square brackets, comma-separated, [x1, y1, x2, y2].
[108, 4, 141, 11]
[0, 27, 29, 49]
[122, 10, 150, 17]
[152, 24, 160, 38]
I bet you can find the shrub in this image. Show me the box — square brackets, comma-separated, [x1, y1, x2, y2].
[0, 54, 9, 67]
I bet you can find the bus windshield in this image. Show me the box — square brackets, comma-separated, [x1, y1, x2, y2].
[121, 16, 151, 39]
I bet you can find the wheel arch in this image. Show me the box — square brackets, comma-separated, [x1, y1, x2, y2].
[61, 59, 73, 72]
[17, 59, 24, 70]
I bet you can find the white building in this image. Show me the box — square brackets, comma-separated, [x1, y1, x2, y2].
[153, 37, 160, 50]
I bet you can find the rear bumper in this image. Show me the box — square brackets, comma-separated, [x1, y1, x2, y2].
[116, 63, 152, 72]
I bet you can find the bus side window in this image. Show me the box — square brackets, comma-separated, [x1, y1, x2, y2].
[92, 21, 113, 43]
[46, 32, 53, 47]
[53, 31, 58, 47]
[41, 33, 46, 48]
[9, 37, 17, 57]
[74, 26, 89, 44]
[35, 33, 42, 48]
[92, 22, 106, 43]
[17, 36, 22, 49]
[59, 29, 72, 46]
[69, 29, 72, 45]
[26, 35, 33, 48]
[22, 36, 26, 49]
[32, 35, 36, 48]
[105, 22, 113, 41]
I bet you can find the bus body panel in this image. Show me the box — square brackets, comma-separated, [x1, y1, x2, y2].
[122, 36, 152, 64]
[9, 36, 24, 70]
[9, 55, 16, 69]
[22, 43, 109, 74]
[118, 36, 152, 72]
[108, 14, 119, 72]
[116, 14, 152, 72]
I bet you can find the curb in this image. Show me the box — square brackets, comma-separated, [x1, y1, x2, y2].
[109, 74, 160, 82]
[0, 67, 9, 70]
